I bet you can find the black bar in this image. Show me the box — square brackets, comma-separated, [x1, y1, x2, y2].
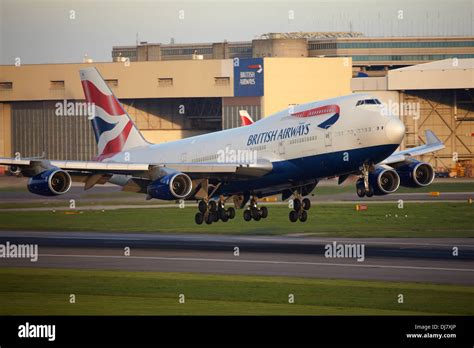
[0, 316, 472, 346]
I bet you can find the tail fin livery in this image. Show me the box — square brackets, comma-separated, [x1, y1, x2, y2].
[239, 110, 254, 126]
[79, 67, 148, 160]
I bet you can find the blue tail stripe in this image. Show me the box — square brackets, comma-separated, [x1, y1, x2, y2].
[91, 116, 117, 141]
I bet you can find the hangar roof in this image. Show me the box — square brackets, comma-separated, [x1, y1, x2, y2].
[387, 58, 474, 90]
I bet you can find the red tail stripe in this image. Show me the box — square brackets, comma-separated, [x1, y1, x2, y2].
[100, 121, 133, 155]
[81, 80, 125, 116]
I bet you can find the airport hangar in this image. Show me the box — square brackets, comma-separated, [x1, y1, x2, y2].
[0, 57, 352, 162]
[0, 34, 473, 176]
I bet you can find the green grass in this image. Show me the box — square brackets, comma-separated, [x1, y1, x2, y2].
[0, 202, 472, 237]
[0, 268, 472, 315]
[395, 182, 474, 193]
[0, 186, 27, 192]
[313, 182, 474, 195]
[0, 199, 169, 209]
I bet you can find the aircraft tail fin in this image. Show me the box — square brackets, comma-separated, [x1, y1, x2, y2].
[79, 67, 149, 160]
[239, 110, 254, 126]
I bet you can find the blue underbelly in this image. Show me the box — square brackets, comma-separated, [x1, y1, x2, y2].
[217, 143, 398, 196]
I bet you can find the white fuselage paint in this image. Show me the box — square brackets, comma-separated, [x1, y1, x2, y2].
[107, 93, 404, 194]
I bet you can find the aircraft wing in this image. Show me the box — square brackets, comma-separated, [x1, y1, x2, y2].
[380, 130, 445, 165]
[0, 158, 273, 179]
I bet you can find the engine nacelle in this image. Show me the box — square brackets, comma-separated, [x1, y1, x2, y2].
[8, 165, 22, 176]
[368, 166, 400, 195]
[27, 168, 72, 196]
[396, 160, 435, 188]
[147, 172, 193, 200]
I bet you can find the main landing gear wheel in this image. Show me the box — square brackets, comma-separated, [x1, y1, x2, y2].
[289, 210, 298, 222]
[243, 209, 252, 221]
[288, 191, 312, 223]
[299, 210, 308, 222]
[195, 212, 204, 225]
[302, 198, 311, 211]
[293, 198, 302, 212]
[243, 196, 268, 222]
[195, 198, 235, 225]
[198, 200, 207, 213]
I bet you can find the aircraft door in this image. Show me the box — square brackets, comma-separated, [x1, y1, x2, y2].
[278, 140, 285, 156]
[324, 131, 332, 147]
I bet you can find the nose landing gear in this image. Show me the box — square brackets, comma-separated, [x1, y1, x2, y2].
[356, 163, 374, 198]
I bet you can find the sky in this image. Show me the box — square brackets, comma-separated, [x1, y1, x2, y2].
[0, 0, 473, 65]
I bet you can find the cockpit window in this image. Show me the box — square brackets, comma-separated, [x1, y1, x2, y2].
[356, 99, 381, 106]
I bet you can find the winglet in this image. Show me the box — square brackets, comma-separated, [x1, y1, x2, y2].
[425, 130, 442, 145]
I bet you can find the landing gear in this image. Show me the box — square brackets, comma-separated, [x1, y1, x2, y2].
[243, 196, 268, 222]
[195, 212, 204, 225]
[195, 196, 235, 225]
[357, 179, 374, 197]
[356, 163, 374, 198]
[288, 192, 311, 223]
[302, 198, 311, 210]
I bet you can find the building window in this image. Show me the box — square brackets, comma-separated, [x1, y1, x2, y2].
[214, 77, 230, 86]
[158, 78, 173, 87]
[0, 82, 13, 90]
[50, 80, 65, 89]
[105, 79, 119, 88]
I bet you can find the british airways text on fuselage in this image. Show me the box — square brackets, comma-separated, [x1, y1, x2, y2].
[246, 122, 311, 146]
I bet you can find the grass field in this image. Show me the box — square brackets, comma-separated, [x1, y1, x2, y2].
[315, 182, 474, 195]
[0, 268, 472, 315]
[0, 202, 472, 237]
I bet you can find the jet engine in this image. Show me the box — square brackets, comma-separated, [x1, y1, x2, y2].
[27, 168, 72, 196]
[395, 160, 435, 188]
[368, 166, 400, 195]
[147, 172, 193, 200]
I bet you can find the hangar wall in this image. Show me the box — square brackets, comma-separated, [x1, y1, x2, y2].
[0, 57, 352, 161]
[401, 90, 473, 174]
[222, 97, 262, 130]
[0, 60, 234, 101]
[10, 102, 97, 161]
[0, 103, 12, 158]
[352, 59, 474, 175]
[262, 58, 352, 116]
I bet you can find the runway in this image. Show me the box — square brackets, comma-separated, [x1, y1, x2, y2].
[0, 231, 473, 285]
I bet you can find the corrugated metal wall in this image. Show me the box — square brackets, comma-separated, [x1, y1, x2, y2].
[11, 101, 97, 160]
[222, 104, 261, 129]
[401, 89, 474, 172]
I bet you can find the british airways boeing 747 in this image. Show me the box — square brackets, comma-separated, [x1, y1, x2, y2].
[1, 68, 445, 224]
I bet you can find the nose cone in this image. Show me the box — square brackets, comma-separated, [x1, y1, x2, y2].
[385, 118, 405, 144]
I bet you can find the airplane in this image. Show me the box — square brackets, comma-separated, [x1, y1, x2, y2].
[239, 110, 254, 126]
[1, 67, 445, 224]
